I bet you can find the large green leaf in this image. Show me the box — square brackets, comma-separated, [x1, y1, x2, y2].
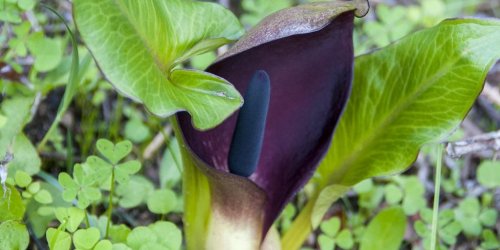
[283, 18, 500, 249]
[359, 207, 407, 250]
[74, 0, 245, 130]
[318, 18, 500, 188]
[0, 220, 29, 250]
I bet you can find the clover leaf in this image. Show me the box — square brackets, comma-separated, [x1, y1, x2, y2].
[477, 161, 500, 188]
[318, 217, 354, 250]
[415, 209, 462, 249]
[146, 189, 177, 215]
[116, 176, 154, 208]
[455, 197, 498, 237]
[96, 139, 132, 165]
[88, 140, 141, 185]
[0, 220, 29, 250]
[73, 228, 112, 250]
[127, 221, 182, 250]
[58, 164, 101, 209]
[46, 228, 72, 250]
[55, 207, 85, 233]
[14, 170, 31, 187]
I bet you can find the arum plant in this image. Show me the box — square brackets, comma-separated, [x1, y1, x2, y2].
[75, 0, 367, 248]
[174, 1, 370, 248]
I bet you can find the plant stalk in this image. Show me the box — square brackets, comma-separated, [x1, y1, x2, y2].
[281, 196, 316, 250]
[430, 144, 443, 250]
[105, 169, 115, 238]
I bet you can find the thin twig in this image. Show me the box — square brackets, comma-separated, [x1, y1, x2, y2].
[446, 130, 500, 158]
[482, 83, 500, 107]
[143, 125, 172, 160]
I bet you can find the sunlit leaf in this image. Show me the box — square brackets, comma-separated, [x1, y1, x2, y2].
[0, 220, 29, 250]
[312, 18, 500, 222]
[0, 184, 25, 222]
[46, 228, 72, 250]
[74, 0, 245, 130]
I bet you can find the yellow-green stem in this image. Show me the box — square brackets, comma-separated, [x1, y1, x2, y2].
[281, 196, 316, 250]
[430, 144, 443, 250]
[105, 169, 115, 238]
[85, 210, 90, 228]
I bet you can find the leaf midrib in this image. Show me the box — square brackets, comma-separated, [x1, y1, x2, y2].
[113, 0, 171, 75]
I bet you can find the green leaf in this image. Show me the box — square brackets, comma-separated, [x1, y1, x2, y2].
[401, 177, 426, 215]
[27, 180, 41, 194]
[124, 119, 151, 143]
[74, 0, 245, 130]
[336, 229, 353, 249]
[108, 224, 131, 244]
[320, 217, 341, 237]
[96, 140, 132, 165]
[479, 209, 497, 227]
[360, 207, 407, 250]
[17, 0, 36, 10]
[311, 185, 350, 228]
[127, 227, 156, 250]
[58, 172, 78, 201]
[116, 176, 154, 208]
[0, 184, 25, 222]
[0, 97, 34, 163]
[148, 221, 182, 250]
[73, 228, 101, 250]
[384, 184, 403, 205]
[318, 234, 335, 250]
[0, 220, 29, 250]
[14, 170, 32, 187]
[47, 228, 72, 250]
[477, 161, 500, 188]
[414, 220, 427, 237]
[34, 189, 53, 204]
[0, 114, 6, 128]
[353, 179, 373, 194]
[481, 229, 500, 250]
[190, 52, 217, 70]
[455, 198, 482, 236]
[115, 160, 141, 184]
[146, 189, 177, 215]
[316, 18, 500, 190]
[38, 10, 82, 150]
[111, 243, 132, 250]
[55, 207, 85, 233]
[126, 222, 181, 250]
[58, 164, 101, 209]
[7, 133, 41, 176]
[94, 240, 112, 250]
[26, 32, 63, 72]
[86, 156, 113, 185]
[159, 138, 182, 189]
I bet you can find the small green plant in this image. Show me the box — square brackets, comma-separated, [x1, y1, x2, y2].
[45, 139, 182, 250]
[318, 216, 354, 250]
[414, 209, 462, 249]
[454, 197, 498, 237]
[477, 161, 500, 188]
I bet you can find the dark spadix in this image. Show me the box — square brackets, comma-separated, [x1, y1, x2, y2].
[228, 70, 271, 177]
